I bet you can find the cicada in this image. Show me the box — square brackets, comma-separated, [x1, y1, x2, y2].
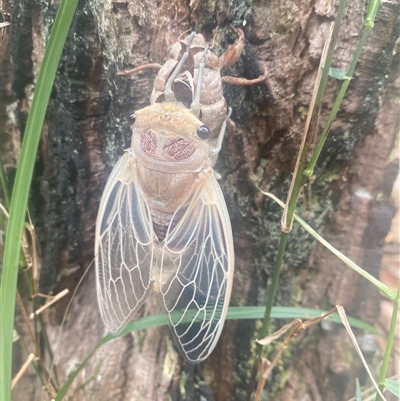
[95, 32, 234, 363]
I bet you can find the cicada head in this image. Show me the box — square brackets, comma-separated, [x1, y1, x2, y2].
[129, 102, 213, 173]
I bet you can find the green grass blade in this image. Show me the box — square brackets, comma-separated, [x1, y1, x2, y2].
[375, 284, 400, 401]
[0, 1, 78, 399]
[355, 377, 362, 401]
[384, 379, 400, 398]
[55, 306, 376, 400]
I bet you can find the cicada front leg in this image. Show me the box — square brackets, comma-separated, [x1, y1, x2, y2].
[220, 25, 268, 86]
[189, 43, 209, 118]
[219, 25, 245, 68]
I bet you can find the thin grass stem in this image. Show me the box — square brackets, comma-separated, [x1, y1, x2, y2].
[375, 284, 400, 401]
[303, 0, 382, 182]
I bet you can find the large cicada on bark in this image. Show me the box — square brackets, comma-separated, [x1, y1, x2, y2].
[95, 32, 237, 363]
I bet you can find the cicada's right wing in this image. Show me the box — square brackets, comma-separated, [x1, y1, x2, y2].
[160, 172, 234, 363]
[95, 153, 155, 333]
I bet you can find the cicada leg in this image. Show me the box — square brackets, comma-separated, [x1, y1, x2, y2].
[116, 63, 162, 77]
[222, 73, 267, 86]
[219, 25, 245, 68]
[164, 31, 196, 102]
[190, 43, 209, 118]
[211, 107, 232, 157]
[220, 25, 268, 87]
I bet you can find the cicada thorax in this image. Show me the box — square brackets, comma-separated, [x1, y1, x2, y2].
[131, 102, 211, 173]
[130, 102, 211, 241]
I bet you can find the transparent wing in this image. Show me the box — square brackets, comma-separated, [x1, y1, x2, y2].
[95, 153, 154, 333]
[160, 172, 234, 363]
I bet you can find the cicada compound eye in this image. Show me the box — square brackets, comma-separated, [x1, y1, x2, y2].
[128, 113, 136, 125]
[197, 125, 211, 140]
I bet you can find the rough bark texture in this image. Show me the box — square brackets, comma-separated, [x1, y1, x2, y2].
[2, 0, 399, 400]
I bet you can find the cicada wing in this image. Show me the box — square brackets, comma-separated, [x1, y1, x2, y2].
[160, 173, 234, 363]
[95, 153, 154, 334]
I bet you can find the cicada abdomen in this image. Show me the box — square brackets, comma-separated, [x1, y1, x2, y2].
[95, 32, 234, 363]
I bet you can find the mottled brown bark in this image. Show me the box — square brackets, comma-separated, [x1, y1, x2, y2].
[3, 0, 398, 400]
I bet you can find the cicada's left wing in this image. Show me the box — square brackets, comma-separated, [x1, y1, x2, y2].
[95, 153, 155, 334]
[160, 172, 234, 363]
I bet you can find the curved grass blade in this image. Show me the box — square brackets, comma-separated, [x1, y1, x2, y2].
[55, 306, 376, 400]
[256, 189, 396, 301]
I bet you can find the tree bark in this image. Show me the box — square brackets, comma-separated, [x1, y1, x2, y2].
[3, 0, 399, 400]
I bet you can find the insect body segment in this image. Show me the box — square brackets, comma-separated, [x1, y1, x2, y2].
[96, 31, 234, 363]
